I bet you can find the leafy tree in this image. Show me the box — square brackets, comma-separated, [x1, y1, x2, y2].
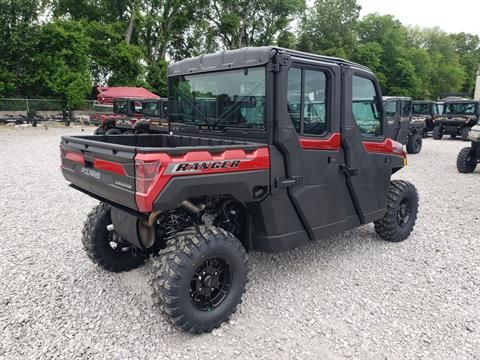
[449, 33, 480, 96]
[298, 0, 360, 58]
[30, 21, 92, 107]
[202, 0, 305, 49]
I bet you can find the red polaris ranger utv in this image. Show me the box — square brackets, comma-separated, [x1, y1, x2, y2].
[60, 47, 418, 334]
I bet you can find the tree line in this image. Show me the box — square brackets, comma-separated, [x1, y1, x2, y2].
[1, 0, 479, 108]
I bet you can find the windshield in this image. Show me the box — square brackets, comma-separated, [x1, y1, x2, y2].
[142, 101, 166, 118]
[169, 67, 266, 130]
[413, 103, 432, 115]
[444, 102, 477, 115]
[113, 100, 141, 115]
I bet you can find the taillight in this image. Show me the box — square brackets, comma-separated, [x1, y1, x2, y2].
[135, 160, 161, 194]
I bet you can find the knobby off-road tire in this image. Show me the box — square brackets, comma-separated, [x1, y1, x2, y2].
[150, 226, 248, 334]
[82, 203, 147, 272]
[374, 180, 419, 242]
[432, 125, 443, 140]
[461, 127, 471, 142]
[93, 126, 104, 135]
[456, 147, 477, 173]
[406, 133, 422, 154]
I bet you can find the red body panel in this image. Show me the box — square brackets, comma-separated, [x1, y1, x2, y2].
[64, 151, 85, 165]
[298, 133, 341, 150]
[135, 148, 270, 212]
[93, 158, 127, 176]
[363, 138, 406, 157]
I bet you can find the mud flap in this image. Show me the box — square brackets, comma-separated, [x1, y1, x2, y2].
[110, 207, 144, 249]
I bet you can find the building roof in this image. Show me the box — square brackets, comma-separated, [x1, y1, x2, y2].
[96, 87, 160, 104]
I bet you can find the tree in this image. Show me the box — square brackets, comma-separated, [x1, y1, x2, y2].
[449, 33, 480, 96]
[29, 21, 92, 107]
[0, 0, 45, 97]
[202, 0, 305, 49]
[298, 0, 360, 58]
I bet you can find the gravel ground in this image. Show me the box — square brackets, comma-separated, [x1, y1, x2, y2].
[0, 125, 479, 360]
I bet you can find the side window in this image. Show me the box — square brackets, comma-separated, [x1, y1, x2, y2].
[385, 101, 397, 117]
[352, 75, 382, 137]
[401, 101, 412, 117]
[303, 70, 327, 135]
[287, 68, 302, 132]
[287, 67, 328, 136]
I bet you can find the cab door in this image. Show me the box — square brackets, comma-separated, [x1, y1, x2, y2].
[397, 100, 413, 144]
[273, 60, 355, 240]
[384, 99, 400, 140]
[339, 66, 392, 225]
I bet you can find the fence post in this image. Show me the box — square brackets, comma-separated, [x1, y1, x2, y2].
[26, 98, 29, 114]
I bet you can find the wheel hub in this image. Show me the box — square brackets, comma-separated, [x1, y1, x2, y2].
[190, 257, 232, 311]
[397, 199, 411, 226]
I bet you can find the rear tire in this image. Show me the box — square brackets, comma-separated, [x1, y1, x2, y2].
[82, 203, 147, 272]
[374, 180, 418, 242]
[150, 226, 248, 334]
[461, 127, 471, 142]
[456, 147, 477, 173]
[432, 125, 443, 140]
[406, 133, 422, 154]
[94, 126, 104, 135]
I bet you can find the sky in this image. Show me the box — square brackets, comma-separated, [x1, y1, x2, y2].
[358, 0, 480, 35]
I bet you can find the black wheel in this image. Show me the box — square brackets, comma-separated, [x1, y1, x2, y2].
[374, 180, 419, 242]
[432, 125, 443, 140]
[105, 128, 122, 135]
[456, 147, 477, 173]
[461, 127, 471, 141]
[150, 226, 248, 333]
[406, 133, 422, 154]
[32, 119, 38, 127]
[82, 203, 147, 272]
[94, 126, 104, 135]
[135, 127, 148, 134]
[64, 119, 71, 127]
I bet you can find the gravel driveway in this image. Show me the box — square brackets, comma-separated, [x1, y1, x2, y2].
[1, 126, 479, 360]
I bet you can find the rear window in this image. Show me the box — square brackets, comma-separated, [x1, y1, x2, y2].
[169, 67, 266, 130]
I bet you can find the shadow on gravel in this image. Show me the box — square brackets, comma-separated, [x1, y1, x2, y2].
[249, 225, 387, 277]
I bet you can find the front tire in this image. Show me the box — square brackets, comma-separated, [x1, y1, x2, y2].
[461, 127, 471, 142]
[374, 180, 419, 242]
[456, 147, 477, 173]
[432, 125, 443, 140]
[82, 203, 147, 272]
[150, 226, 248, 334]
[406, 133, 422, 154]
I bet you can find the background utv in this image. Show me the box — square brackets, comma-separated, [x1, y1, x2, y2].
[60, 47, 419, 334]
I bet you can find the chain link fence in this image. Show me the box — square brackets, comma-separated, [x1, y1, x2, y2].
[0, 98, 103, 112]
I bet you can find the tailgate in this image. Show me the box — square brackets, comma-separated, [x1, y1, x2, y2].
[61, 136, 138, 210]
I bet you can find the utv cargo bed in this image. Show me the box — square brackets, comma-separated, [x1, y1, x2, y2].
[61, 134, 268, 212]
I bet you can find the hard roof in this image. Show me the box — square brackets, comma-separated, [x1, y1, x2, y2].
[412, 100, 436, 103]
[443, 99, 479, 104]
[383, 96, 412, 101]
[168, 46, 372, 77]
